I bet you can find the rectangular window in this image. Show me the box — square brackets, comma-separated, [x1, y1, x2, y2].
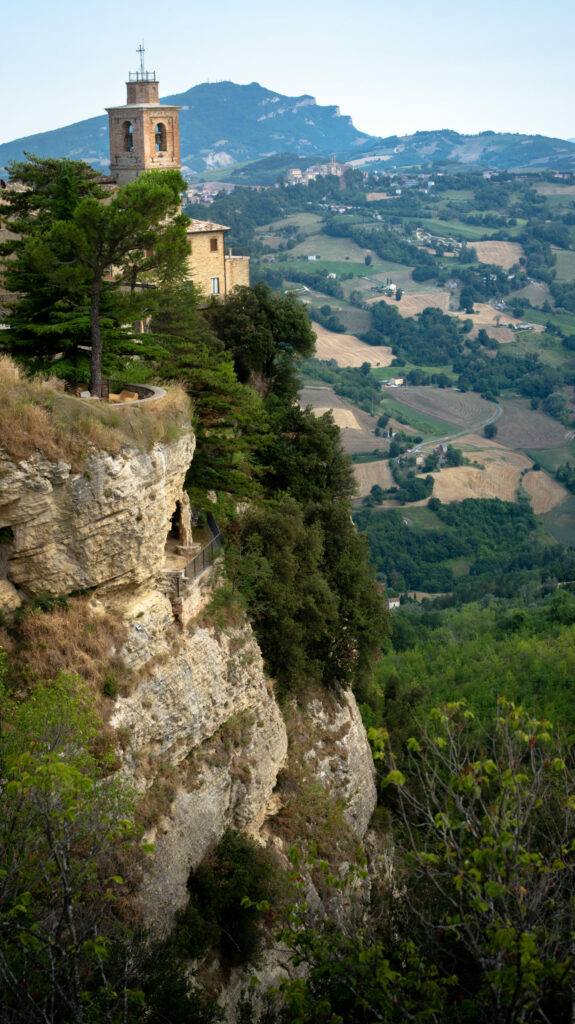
[211, 277, 220, 295]
[210, 237, 218, 252]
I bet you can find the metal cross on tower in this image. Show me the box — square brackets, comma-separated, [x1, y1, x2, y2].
[137, 41, 146, 75]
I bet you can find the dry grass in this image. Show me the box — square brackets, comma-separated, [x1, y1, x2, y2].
[0, 595, 131, 716]
[310, 406, 364, 430]
[367, 291, 451, 317]
[427, 437, 566, 512]
[0, 356, 191, 469]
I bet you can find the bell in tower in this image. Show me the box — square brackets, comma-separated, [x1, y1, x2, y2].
[106, 43, 181, 184]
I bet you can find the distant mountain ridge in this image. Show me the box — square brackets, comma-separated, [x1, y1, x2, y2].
[1, 81, 574, 176]
[351, 129, 575, 172]
[0, 81, 373, 176]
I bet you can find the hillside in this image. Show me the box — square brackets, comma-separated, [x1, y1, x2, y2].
[352, 128, 575, 172]
[0, 81, 374, 176]
[2, 82, 575, 177]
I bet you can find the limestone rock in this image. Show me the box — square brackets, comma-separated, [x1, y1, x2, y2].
[0, 578, 21, 615]
[112, 620, 288, 930]
[304, 690, 377, 839]
[0, 432, 195, 596]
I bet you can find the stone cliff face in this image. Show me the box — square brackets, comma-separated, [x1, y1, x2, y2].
[0, 433, 195, 603]
[0, 423, 378, 941]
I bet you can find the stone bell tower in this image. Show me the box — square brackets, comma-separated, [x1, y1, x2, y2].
[107, 44, 181, 184]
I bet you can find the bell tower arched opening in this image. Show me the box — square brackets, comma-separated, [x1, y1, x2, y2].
[123, 121, 134, 152]
[155, 123, 167, 152]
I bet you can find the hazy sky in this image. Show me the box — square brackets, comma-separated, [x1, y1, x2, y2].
[2, 0, 573, 146]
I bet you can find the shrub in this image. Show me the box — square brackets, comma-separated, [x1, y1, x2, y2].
[173, 829, 279, 967]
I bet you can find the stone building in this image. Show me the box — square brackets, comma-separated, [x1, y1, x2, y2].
[107, 62, 181, 185]
[185, 218, 250, 300]
[107, 50, 250, 298]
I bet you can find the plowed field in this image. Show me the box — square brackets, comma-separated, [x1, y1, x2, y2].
[389, 387, 495, 429]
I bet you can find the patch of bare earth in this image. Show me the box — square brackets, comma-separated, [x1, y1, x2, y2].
[496, 405, 573, 449]
[311, 322, 392, 367]
[473, 241, 524, 269]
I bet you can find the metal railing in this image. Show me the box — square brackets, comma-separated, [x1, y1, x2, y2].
[164, 514, 222, 597]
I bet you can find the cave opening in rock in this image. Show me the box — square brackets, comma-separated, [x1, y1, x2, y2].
[163, 496, 196, 572]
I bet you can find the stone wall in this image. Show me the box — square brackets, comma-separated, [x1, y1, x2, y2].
[226, 254, 251, 291]
[186, 223, 228, 298]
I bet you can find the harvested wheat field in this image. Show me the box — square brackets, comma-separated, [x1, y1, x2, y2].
[311, 322, 393, 367]
[522, 471, 568, 514]
[427, 437, 566, 512]
[365, 291, 450, 317]
[353, 459, 395, 496]
[473, 241, 524, 270]
[310, 406, 364, 430]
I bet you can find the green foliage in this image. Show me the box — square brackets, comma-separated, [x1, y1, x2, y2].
[205, 281, 316, 403]
[367, 591, 575, 729]
[301, 358, 383, 415]
[258, 404, 356, 504]
[277, 856, 451, 1024]
[354, 498, 574, 600]
[366, 303, 465, 365]
[0, 661, 140, 1023]
[173, 829, 278, 967]
[151, 282, 266, 504]
[1, 158, 190, 394]
[555, 460, 575, 494]
[382, 699, 575, 1024]
[226, 496, 389, 694]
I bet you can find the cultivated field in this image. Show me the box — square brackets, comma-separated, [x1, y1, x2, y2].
[445, 302, 544, 340]
[384, 386, 496, 431]
[428, 437, 566, 513]
[381, 291, 451, 316]
[496, 397, 574, 450]
[354, 459, 395, 495]
[311, 322, 393, 367]
[473, 241, 524, 269]
[300, 386, 386, 457]
[535, 184, 575, 197]
[553, 247, 575, 282]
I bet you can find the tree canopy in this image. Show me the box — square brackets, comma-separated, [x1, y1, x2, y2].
[1, 157, 190, 395]
[205, 280, 316, 403]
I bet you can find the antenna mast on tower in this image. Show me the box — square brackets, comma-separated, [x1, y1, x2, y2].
[130, 41, 156, 82]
